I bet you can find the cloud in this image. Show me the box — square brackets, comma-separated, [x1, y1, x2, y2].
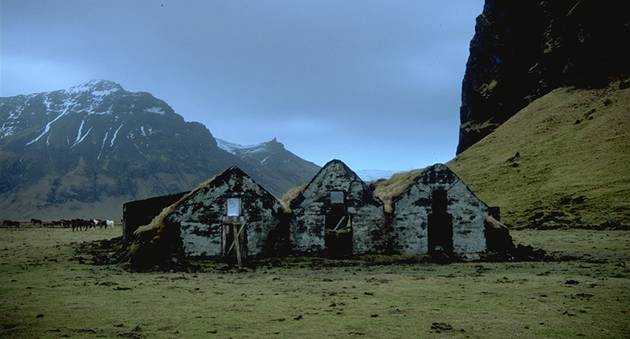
[1, 0, 484, 171]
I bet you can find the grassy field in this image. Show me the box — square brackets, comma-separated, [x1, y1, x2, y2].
[447, 82, 630, 227]
[1, 226, 629, 338]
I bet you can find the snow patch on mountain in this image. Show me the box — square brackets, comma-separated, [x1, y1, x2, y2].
[216, 138, 263, 154]
[74, 127, 92, 146]
[144, 106, 165, 115]
[26, 101, 75, 146]
[110, 123, 124, 147]
[74, 120, 86, 143]
[97, 128, 111, 160]
[66, 80, 121, 95]
[1, 104, 26, 138]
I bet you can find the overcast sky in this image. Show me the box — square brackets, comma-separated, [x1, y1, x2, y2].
[1, 0, 483, 171]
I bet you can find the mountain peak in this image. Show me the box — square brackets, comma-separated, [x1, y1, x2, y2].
[66, 80, 123, 95]
[264, 137, 284, 149]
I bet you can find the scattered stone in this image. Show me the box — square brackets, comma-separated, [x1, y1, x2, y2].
[430, 322, 453, 333]
[36, 314, 44, 318]
[565, 279, 580, 285]
[575, 293, 594, 300]
[364, 292, 374, 296]
[113, 286, 132, 291]
[215, 263, 230, 271]
[349, 331, 365, 336]
[370, 314, 379, 318]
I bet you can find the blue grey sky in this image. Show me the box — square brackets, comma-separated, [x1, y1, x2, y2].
[1, 0, 483, 171]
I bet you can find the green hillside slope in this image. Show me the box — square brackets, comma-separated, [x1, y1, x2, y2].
[448, 81, 630, 228]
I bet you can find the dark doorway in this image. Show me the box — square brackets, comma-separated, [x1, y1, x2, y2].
[427, 189, 453, 254]
[325, 191, 352, 257]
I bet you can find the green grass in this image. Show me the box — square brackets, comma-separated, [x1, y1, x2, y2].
[1, 227, 629, 338]
[448, 82, 630, 227]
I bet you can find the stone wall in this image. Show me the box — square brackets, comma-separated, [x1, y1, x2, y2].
[167, 168, 283, 257]
[290, 160, 385, 255]
[392, 164, 488, 259]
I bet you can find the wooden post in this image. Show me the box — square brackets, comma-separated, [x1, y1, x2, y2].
[226, 223, 246, 258]
[233, 224, 242, 267]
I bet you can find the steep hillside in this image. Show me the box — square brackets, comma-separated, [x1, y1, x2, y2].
[449, 81, 630, 228]
[458, 0, 630, 153]
[0, 80, 316, 219]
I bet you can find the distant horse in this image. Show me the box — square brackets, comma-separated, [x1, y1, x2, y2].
[93, 219, 108, 229]
[90, 219, 114, 229]
[70, 219, 92, 231]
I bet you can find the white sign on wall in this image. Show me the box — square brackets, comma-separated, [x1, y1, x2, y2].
[330, 191, 345, 204]
[227, 197, 241, 216]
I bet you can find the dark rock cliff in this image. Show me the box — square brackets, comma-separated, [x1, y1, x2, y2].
[457, 0, 630, 154]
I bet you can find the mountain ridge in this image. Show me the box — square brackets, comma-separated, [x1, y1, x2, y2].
[0, 80, 319, 219]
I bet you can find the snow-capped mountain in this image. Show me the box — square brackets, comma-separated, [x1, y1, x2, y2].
[217, 137, 320, 192]
[0, 80, 319, 219]
[216, 138, 258, 154]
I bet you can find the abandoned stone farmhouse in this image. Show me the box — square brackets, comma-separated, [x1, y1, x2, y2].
[288, 160, 385, 256]
[125, 161, 511, 265]
[128, 167, 285, 265]
[375, 163, 499, 259]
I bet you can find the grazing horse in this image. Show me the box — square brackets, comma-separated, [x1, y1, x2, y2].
[93, 219, 107, 229]
[70, 219, 91, 231]
[30, 218, 43, 226]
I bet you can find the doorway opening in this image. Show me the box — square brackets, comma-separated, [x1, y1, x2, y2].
[222, 222, 247, 263]
[427, 189, 453, 254]
[325, 191, 352, 257]
[222, 197, 247, 263]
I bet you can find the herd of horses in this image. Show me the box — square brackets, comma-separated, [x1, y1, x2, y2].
[1, 218, 115, 231]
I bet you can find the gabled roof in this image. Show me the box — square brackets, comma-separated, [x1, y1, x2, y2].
[286, 159, 373, 209]
[130, 166, 280, 258]
[374, 163, 488, 213]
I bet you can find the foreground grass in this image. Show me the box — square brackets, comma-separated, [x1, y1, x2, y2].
[1, 227, 629, 338]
